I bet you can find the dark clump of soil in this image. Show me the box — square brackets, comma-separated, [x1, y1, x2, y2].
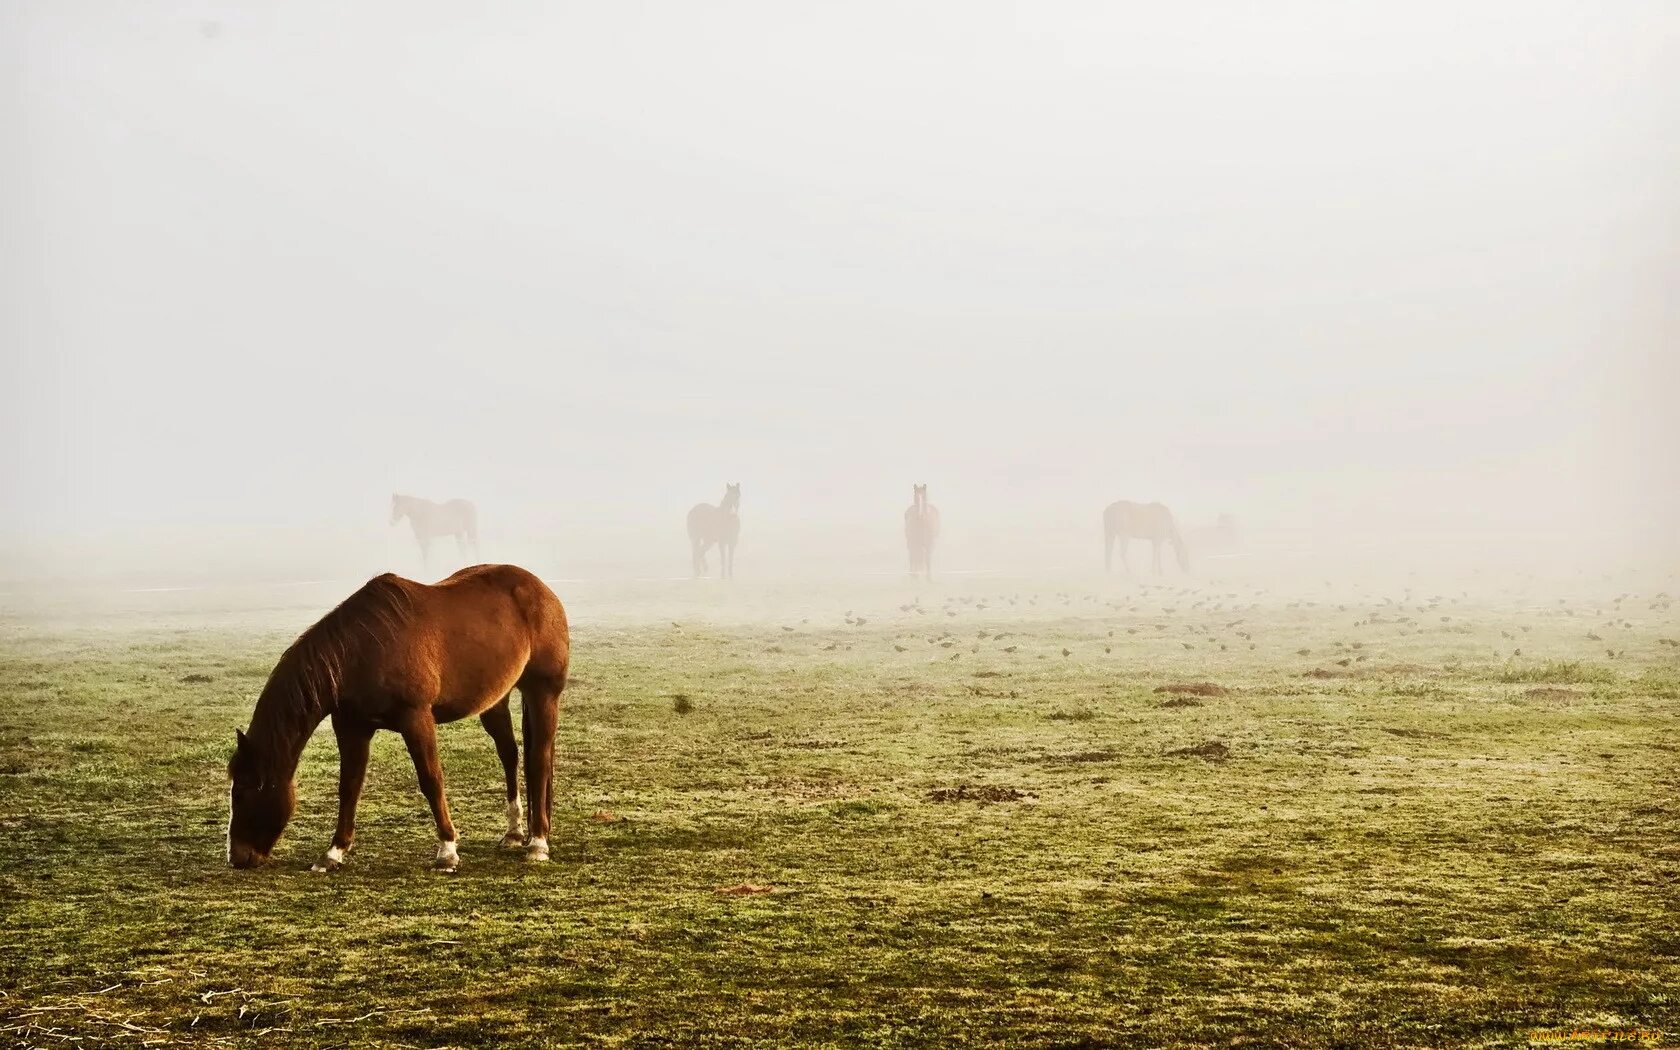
[1524, 687, 1582, 701]
[1045, 709, 1097, 722]
[784, 739, 845, 750]
[1154, 681, 1228, 697]
[671, 694, 694, 715]
[1157, 696, 1203, 709]
[927, 785, 1032, 804]
[1302, 667, 1354, 679]
[179, 673, 214, 684]
[1167, 741, 1230, 761]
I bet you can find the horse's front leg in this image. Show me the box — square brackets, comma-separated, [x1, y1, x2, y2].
[313, 716, 372, 872]
[400, 712, 460, 872]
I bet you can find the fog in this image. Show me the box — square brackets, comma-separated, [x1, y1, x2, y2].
[3, 2, 1676, 587]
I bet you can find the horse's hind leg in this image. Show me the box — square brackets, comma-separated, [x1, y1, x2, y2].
[399, 711, 460, 872]
[520, 682, 562, 862]
[313, 715, 372, 873]
[480, 697, 524, 848]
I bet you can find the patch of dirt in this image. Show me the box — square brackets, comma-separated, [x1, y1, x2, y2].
[1157, 696, 1203, 709]
[1166, 741, 1230, 762]
[1055, 750, 1122, 764]
[927, 785, 1032, 804]
[1153, 681, 1228, 697]
[1381, 727, 1445, 740]
[783, 739, 846, 750]
[179, 673, 214, 684]
[973, 671, 1006, 679]
[1301, 667, 1356, 679]
[671, 694, 695, 715]
[1302, 663, 1434, 680]
[1523, 687, 1581, 701]
[748, 776, 857, 800]
[1044, 709, 1097, 722]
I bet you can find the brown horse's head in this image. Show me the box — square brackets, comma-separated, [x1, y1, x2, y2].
[227, 729, 296, 868]
[389, 493, 406, 525]
[1173, 535, 1191, 573]
[723, 483, 741, 512]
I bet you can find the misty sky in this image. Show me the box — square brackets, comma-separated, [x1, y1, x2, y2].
[3, 2, 1676, 575]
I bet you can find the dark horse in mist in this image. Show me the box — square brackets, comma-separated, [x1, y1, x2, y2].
[1104, 500, 1189, 575]
[390, 494, 479, 569]
[686, 483, 740, 579]
[227, 565, 569, 872]
[905, 484, 940, 580]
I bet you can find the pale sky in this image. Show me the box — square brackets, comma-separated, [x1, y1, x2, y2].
[3, 2, 1676, 578]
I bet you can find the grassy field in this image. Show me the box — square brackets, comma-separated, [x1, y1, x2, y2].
[1, 573, 1676, 1047]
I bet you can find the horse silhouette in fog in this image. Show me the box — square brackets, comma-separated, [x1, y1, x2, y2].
[1104, 500, 1188, 575]
[905, 484, 940, 580]
[687, 483, 740, 579]
[391, 494, 479, 570]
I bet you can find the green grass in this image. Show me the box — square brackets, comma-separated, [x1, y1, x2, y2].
[0, 577, 1676, 1047]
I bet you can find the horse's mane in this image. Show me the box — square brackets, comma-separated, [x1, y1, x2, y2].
[248, 575, 417, 769]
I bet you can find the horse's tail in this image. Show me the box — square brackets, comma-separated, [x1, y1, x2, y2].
[1164, 509, 1189, 572]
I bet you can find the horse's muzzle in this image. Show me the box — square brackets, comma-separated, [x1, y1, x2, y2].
[227, 842, 271, 869]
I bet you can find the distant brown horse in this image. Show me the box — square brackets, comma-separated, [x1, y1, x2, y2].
[227, 564, 569, 872]
[390, 494, 479, 569]
[1104, 500, 1189, 574]
[686, 483, 740, 579]
[905, 484, 940, 580]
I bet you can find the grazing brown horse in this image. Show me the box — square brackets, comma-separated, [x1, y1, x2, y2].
[904, 484, 940, 580]
[686, 483, 740, 579]
[390, 494, 479, 569]
[227, 564, 569, 872]
[1104, 500, 1189, 575]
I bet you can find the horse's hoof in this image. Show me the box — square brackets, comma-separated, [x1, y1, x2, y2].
[309, 846, 347, 873]
[433, 841, 460, 872]
[526, 839, 550, 863]
[498, 832, 526, 850]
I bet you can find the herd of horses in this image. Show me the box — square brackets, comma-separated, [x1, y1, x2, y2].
[230, 491, 1206, 873]
[391, 487, 1196, 580]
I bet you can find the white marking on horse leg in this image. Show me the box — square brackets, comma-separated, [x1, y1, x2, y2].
[498, 796, 525, 847]
[434, 838, 460, 871]
[311, 844, 347, 873]
[527, 836, 550, 862]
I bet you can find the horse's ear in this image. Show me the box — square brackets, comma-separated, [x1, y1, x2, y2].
[235, 728, 248, 750]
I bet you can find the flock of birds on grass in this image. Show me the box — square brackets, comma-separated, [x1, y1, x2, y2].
[663, 584, 1677, 669]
